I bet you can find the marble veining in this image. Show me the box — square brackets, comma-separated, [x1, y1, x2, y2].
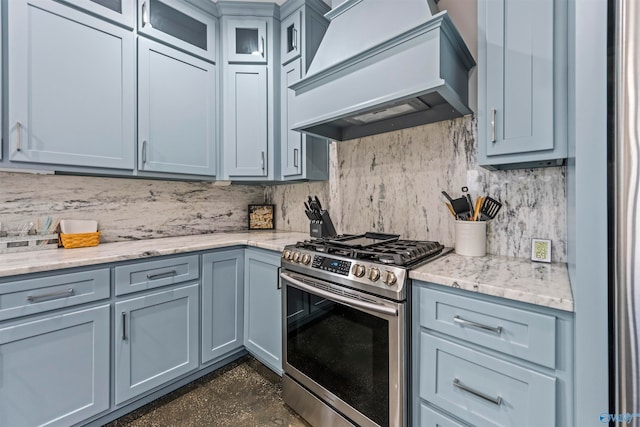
[0, 173, 266, 242]
[410, 253, 573, 311]
[266, 117, 568, 262]
[0, 231, 308, 278]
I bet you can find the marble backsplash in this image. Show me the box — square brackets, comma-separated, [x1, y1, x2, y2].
[0, 173, 265, 242]
[266, 116, 568, 262]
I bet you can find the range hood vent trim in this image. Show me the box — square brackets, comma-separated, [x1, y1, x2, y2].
[290, 7, 476, 142]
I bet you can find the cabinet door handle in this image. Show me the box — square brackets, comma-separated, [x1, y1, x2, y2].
[142, 140, 147, 165]
[453, 378, 503, 406]
[260, 36, 265, 58]
[147, 270, 177, 280]
[142, 2, 149, 27]
[277, 267, 282, 290]
[293, 148, 299, 168]
[122, 312, 127, 340]
[261, 151, 265, 172]
[27, 288, 74, 303]
[15, 122, 22, 152]
[453, 315, 503, 335]
[491, 108, 496, 143]
[292, 28, 298, 50]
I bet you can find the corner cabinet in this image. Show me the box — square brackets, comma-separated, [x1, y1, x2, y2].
[201, 249, 245, 364]
[219, 5, 279, 181]
[137, 37, 218, 177]
[412, 282, 574, 427]
[477, 0, 568, 170]
[7, 0, 135, 170]
[244, 248, 282, 374]
[279, 0, 330, 181]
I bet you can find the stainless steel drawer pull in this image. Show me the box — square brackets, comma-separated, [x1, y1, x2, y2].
[16, 122, 22, 152]
[142, 140, 148, 165]
[27, 288, 74, 303]
[122, 312, 127, 340]
[491, 108, 496, 142]
[147, 270, 178, 280]
[293, 148, 299, 168]
[453, 378, 503, 406]
[261, 151, 265, 171]
[142, 2, 149, 27]
[453, 315, 503, 335]
[292, 28, 298, 50]
[260, 36, 265, 58]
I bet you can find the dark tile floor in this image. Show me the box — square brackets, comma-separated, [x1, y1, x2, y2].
[105, 356, 310, 427]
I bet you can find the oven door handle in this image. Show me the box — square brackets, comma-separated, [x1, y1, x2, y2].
[280, 272, 398, 317]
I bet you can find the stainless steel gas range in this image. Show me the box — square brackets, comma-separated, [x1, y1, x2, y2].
[280, 232, 452, 427]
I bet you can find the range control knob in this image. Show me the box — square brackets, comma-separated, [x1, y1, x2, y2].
[282, 250, 292, 260]
[383, 271, 398, 286]
[368, 267, 381, 282]
[301, 254, 312, 265]
[352, 264, 366, 277]
[292, 252, 301, 262]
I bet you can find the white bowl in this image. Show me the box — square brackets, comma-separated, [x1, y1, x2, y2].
[60, 219, 98, 234]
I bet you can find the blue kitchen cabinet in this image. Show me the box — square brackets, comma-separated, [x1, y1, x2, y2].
[114, 283, 200, 404]
[59, 0, 135, 28]
[7, 0, 135, 170]
[477, 0, 567, 170]
[226, 17, 268, 64]
[244, 248, 282, 374]
[279, 0, 330, 181]
[136, 0, 217, 62]
[138, 37, 218, 177]
[412, 282, 574, 426]
[201, 249, 245, 364]
[223, 65, 270, 178]
[0, 304, 110, 427]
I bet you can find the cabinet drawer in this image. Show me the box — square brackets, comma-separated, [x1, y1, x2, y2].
[419, 286, 556, 368]
[420, 333, 556, 427]
[419, 403, 468, 427]
[0, 269, 110, 321]
[115, 255, 199, 295]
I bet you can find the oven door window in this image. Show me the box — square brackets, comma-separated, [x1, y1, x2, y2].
[286, 287, 390, 426]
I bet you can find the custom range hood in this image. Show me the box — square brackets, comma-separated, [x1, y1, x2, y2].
[290, 0, 475, 141]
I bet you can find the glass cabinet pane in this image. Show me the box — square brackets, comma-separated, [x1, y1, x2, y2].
[235, 28, 259, 55]
[90, 0, 121, 13]
[149, 0, 207, 51]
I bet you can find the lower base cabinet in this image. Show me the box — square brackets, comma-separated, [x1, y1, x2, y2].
[244, 248, 282, 374]
[201, 249, 244, 364]
[114, 283, 200, 404]
[0, 304, 110, 427]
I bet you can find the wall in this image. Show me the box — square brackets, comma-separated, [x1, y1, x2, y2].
[267, 116, 568, 262]
[0, 173, 265, 242]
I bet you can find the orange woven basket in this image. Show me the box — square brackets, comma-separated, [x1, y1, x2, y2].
[59, 232, 101, 249]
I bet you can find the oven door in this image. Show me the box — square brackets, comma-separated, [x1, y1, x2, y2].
[280, 271, 405, 427]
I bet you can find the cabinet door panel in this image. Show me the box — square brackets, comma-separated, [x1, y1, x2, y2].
[224, 66, 268, 177]
[137, 0, 216, 61]
[483, 0, 554, 156]
[227, 18, 268, 63]
[281, 59, 303, 177]
[8, 0, 135, 169]
[244, 249, 281, 374]
[281, 10, 302, 65]
[202, 250, 244, 364]
[0, 305, 110, 427]
[138, 38, 217, 176]
[115, 284, 199, 404]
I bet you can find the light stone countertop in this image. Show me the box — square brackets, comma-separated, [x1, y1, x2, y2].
[0, 232, 573, 312]
[409, 252, 573, 312]
[0, 231, 309, 278]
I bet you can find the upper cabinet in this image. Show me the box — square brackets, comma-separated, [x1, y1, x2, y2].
[226, 17, 269, 64]
[136, 0, 217, 62]
[8, 0, 135, 170]
[137, 37, 218, 177]
[59, 0, 135, 28]
[477, 0, 568, 170]
[278, 0, 330, 181]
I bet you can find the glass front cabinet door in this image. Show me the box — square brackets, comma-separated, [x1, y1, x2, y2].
[137, 0, 216, 61]
[62, 0, 135, 28]
[280, 10, 301, 65]
[226, 18, 268, 63]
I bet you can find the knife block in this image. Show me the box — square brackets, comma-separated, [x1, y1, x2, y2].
[310, 211, 337, 238]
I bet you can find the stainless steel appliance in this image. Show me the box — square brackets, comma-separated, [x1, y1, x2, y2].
[280, 233, 451, 427]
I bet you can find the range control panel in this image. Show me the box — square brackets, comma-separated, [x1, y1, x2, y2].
[311, 256, 351, 276]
